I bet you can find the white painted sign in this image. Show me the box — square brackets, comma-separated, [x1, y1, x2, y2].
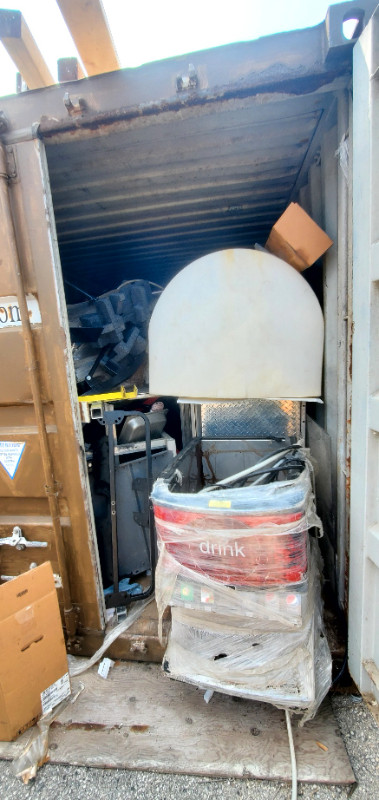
[41, 672, 71, 714]
[0, 441, 26, 479]
[0, 295, 41, 328]
[98, 657, 115, 680]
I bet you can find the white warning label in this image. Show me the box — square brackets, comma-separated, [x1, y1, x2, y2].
[0, 441, 26, 479]
[98, 657, 115, 680]
[41, 672, 71, 715]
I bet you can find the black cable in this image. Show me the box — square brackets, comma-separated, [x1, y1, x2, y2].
[205, 444, 302, 493]
[65, 278, 95, 301]
[224, 459, 305, 488]
[332, 649, 348, 686]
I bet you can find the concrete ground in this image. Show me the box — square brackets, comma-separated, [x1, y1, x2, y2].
[0, 694, 378, 800]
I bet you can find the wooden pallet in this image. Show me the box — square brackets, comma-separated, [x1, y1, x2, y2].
[0, 662, 355, 784]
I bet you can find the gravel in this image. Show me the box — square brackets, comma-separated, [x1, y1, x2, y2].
[0, 694, 378, 800]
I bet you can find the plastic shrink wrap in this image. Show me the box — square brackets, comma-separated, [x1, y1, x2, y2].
[161, 552, 332, 723]
[152, 445, 331, 721]
[153, 459, 322, 583]
[153, 453, 321, 625]
[156, 549, 311, 632]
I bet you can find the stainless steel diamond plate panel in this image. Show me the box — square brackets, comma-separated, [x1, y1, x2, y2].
[201, 400, 302, 439]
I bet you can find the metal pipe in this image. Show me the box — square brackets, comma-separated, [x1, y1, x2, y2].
[0, 144, 77, 638]
[200, 445, 300, 492]
[107, 419, 119, 596]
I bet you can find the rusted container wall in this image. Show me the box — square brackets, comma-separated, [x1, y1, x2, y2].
[0, 138, 105, 642]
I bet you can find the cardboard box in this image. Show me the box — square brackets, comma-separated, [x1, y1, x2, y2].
[265, 202, 333, 271]
[0, 562, 70, 741]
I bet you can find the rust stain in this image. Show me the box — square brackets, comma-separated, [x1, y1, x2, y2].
[62, 722, 106, 731]
[130, 724, 149, 733]
[40, 74, 338, 142]
[52, 721, 122, 731]
[348, 330, 353, 381]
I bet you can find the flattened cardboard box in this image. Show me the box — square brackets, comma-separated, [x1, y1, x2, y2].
[265, 202, 333, 271]
[0, 562, 70, 741]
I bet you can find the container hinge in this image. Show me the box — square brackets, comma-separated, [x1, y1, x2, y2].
[44, 480, 61, 497]
[5, 145, 17, 180]
[1, 570, 62, 588]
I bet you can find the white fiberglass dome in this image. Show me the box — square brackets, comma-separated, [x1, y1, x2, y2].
[149, 248, 323, 399]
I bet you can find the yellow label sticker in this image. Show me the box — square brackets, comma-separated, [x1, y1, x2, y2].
[208, 499, 231, 509]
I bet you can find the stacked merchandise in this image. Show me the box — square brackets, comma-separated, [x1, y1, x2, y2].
[152, 440, 332, 722]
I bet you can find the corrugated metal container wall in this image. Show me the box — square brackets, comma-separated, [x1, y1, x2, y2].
[0, 0, 377, 699]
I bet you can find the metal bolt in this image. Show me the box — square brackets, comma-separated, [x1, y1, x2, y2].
[63, 92, 86, 116]
[176, 63, 199, 92]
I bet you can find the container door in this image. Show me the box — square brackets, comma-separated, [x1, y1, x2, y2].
[349, 6, 379, 700]
[0, 137, 105, 644]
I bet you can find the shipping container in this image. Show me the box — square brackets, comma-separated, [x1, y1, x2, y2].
[0, 0, 378, 702]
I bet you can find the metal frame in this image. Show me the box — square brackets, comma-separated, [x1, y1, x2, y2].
[349, 7, 379, 701]
[180, 400, 304, 443]
[114, 434, 176, 458]
[0, 2, 376, 144]
[101, 410, 155, 609]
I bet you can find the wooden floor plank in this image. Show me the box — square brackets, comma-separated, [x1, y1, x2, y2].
[0, 663, 354, 784]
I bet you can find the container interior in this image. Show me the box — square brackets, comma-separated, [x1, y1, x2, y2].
[36, 27, 352, 601]
[44, 91, 328, 307]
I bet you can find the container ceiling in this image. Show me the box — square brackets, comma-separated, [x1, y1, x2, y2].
[45, 89, 333, 299]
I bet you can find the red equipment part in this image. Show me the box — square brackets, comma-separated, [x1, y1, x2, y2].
[153, 505, 307, 587]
